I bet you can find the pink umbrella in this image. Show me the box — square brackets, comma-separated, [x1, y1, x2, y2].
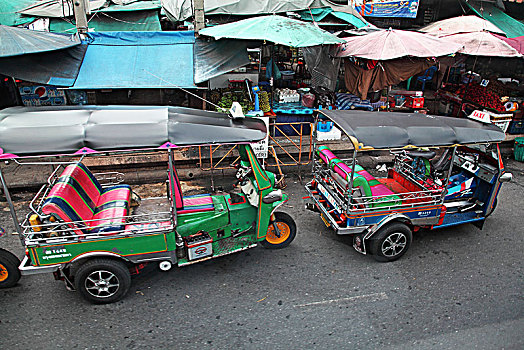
[491, 33, 524, 55]
[419, 15, 505, 37]
[332, 28, 462, 60]
[442, 31, 522, 57]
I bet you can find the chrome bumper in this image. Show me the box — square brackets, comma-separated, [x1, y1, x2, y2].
[19, 256, 61, 276]
[304, 181, 367, 235]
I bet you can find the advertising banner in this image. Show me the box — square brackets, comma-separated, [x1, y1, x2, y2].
[354, 0, 419, 18]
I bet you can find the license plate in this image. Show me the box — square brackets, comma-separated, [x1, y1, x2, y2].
[320, 214, 330, 227]
[317, 183, 340, 212]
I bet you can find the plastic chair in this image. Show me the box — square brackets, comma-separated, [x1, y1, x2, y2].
[416, 66, 438, 91]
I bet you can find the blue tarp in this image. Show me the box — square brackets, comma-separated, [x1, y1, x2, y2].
[72, 31, 195, 89]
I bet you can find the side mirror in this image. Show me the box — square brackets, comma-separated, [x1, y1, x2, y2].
[499, 172, 512, 183]
[262, 189, 283, 204]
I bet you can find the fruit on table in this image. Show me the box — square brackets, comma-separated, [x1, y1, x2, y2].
[458, 83, 505, 112]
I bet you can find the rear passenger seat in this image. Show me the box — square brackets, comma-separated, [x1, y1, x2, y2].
[42, 162, 131, 235]
[317, 146, 400, 208]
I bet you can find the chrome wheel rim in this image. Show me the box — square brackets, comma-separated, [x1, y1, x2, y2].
[85, 270, 120, 298]
[381, 232, 407, 257]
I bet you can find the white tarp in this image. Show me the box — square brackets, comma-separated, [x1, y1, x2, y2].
[162, 0, 365, 22]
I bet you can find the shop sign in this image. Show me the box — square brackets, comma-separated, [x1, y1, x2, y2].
[251, 115, 269, 159]
[467, 110, 491, 124]
[354, 0, 420, 18]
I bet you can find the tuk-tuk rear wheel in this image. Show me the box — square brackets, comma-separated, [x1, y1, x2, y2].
[0, 248, 21, 288]
[370, 222, 412, 262]
[260, 212, 296, 249]
[74, 259, 131, 304]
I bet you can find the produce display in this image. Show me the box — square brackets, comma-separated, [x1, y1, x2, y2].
[258, 91, 271, 113]
[454, 83, 506, 112]
[215, 91, 254, 113]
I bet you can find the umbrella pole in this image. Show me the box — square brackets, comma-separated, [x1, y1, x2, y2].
[271, 44, 275, 109]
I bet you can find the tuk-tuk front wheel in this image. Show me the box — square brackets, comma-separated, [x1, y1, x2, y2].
[370, 222, 412, 262]
[260, 212, 296, 249]
[74, 259, 131, 304]
[0, 248, 21, 288]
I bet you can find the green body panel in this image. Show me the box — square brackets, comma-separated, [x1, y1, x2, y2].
[225, 193, 257, 236]
[29, 232, 169, 266]
[176, 196, 230, 240]
[239, 145, 273, 239]
[176, 234, 259, 266]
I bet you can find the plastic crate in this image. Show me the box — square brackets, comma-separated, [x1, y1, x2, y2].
[515, 137, 524, 162]
[508, 120, 524, 135]
[317, 121, 333, 132]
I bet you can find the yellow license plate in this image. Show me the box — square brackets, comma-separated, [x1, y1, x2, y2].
[320, 214, 330, 227]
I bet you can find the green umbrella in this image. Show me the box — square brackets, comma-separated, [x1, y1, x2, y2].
[199, 15, 344, 47]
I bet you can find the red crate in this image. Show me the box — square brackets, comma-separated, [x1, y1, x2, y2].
[405, 96, 424, 109]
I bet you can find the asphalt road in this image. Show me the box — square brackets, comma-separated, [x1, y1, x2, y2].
[1, 158, 523, 349]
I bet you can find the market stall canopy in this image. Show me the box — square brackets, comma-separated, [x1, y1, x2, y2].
[71, 31, 195, 89]
[19, 0, 160, 17]
[19, 0, 161, 32]
[0, 0, 35, 26]
[0, 105, 267, 158]
[442, 31, 522, 58]
[19, 0, 107, 17]
[466, 1, 524, 39]
[199, 15, 344, 47]
[319, 110, 506, 150]
[161, 0, 366, 22]
[418, 15, 505, 37]
[0, 25, 80, 57]
[332, 28, 462, 60]
[491, 33, 524, 55]
[295, 7, 371, 29]
[0, 43, 87, 86]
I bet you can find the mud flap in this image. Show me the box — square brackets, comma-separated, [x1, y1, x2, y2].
[472, 219, 485, 230]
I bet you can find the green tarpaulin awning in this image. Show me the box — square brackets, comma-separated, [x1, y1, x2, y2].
[467, 1, 524, 39]
[297, 8, 369, 29]
[49, 10, 161, 33]
[0, 0, 35, 26]
[199, 15, 344, 48]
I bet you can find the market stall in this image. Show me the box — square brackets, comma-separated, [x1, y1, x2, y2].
[332, 28, 462, 112]
[421, 22, 524, 138]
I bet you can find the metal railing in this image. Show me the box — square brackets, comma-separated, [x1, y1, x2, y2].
[197, 120, 314, 171]
[313, 159, 444, 215]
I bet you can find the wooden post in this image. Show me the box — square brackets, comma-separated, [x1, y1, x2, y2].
[194, 0, 205, 34]
[73, 0, 89, 34]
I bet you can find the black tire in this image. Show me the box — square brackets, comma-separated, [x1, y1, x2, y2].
[0, 248, 21, 288]
[370, 222, 412, 262]
[260, 212, 297, 249]
[74, 259, 131, 304]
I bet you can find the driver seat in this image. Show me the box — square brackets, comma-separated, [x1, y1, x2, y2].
[167, 166, 214, 215]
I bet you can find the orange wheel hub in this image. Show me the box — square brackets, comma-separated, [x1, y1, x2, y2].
[0, 263, 8, 282]
[266, 222, 290, 244]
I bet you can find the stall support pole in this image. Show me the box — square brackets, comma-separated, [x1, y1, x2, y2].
[0, 166, 23, 239]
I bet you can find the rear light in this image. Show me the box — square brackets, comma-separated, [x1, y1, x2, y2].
[437, 205, 447, 226]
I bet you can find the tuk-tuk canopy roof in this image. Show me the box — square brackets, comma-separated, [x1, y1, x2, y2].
[319, 110, 506, 150]
[0, 106, 267, 158]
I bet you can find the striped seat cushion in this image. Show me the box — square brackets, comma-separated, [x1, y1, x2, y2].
[317, 146, 401, 208]
[178, 194, 214, 214]
[42, 163, 131, 234]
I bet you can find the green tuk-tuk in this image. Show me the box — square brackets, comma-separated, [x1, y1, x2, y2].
[0, 105, 296, 303]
